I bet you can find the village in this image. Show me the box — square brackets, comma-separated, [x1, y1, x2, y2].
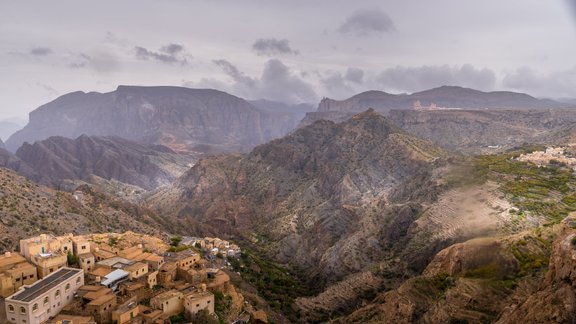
[0, 232, 263, 324]
[517, 146, 576, 168]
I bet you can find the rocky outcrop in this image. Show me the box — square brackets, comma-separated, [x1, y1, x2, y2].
[149, 109, 449, 285]
[6, 86, 302, 153]
[12, 135, 192, 190]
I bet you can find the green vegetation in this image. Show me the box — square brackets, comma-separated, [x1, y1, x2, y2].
[167, 245, 190, 252]
[510, 240, 548, 277]
[463, 263, 503, 279]
[228, 250, 313, 322]
[67, 251, 79, 266]
[170, 236, 182, 247]
[473, 149, 576, 224]
[214, 291, 232, 324]
[169, 312, 187, 323]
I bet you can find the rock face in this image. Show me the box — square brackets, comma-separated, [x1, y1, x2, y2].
[11, 135, 191, 190]
[6, 86, 301, 153]
[149, 109, 449, 283]
[386, 109, 576, 154]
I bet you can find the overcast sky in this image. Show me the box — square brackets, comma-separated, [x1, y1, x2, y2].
[0, 0, 575, 119]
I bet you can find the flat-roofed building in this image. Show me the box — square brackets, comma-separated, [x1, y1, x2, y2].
[30, 251, 68, 279]
[4, 267, 84, 324]
[133, 252, 164, 271]
[124, 262, 148, 280]
[0, 252, 38, 297]
[78, 253, 95, 273]
[111, 297, 139, 324]
[146, 271, 158, 289]
[92, 248, 116, 262]
[100, 269, 129, 291]
[118, 246, 143, 260]
[87, 266, 113, 282]
[85, 292, 117, 323]
[164, 250, 199, 269]
[150, 289, 184, 316]
[71, 236, 91, 256]
[19, 234, 73, 260]
[96, 256, 133, 269]
[184, 288, 214, 317]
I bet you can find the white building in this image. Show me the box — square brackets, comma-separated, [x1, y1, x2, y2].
[5, 267, 84, 324]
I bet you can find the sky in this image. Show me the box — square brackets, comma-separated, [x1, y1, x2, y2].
[0, 0, 575, 120]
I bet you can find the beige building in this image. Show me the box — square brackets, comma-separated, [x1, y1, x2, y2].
[85, 293, 117, 323]
[165, 250, 200, 269]
[78, 253, 95, 273]
[146, 271, 158, 289]
[111, 298, 140, 324]
[124, 262, 148, 280]
[0, 252, 38, 298]
[133, 252, 165, 271]
[5, 267, 84, 324]
[92, 248, 116, 262]
[118, 245, 143, 260]
[19, 234, 73, 260]
[150, 289, 184, 316]
[184, 288, 214, 317]
[71, 236, 91, 256]
[30, 251, 67, 279]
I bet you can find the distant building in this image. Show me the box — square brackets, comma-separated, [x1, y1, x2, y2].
[5, 267, 84, 324]
[184, 286, 214, 317]
[78, 253, 95, 273]
[48, 314, 95, 324]
[100, 269, 129, 291]
[111, 298, 140, 324]
[150, 289, 184, 316]
[0, 252, 38, 298]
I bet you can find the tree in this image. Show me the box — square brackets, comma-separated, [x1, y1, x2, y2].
[190, 309, 218, 324]
[67, 251, 79, 266]
[170, 236, 182, 247]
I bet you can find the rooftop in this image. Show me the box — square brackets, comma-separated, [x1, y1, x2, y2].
[152, 289, 183, 303]
[89, 266, 113, 277]
[185, 290, 213, 300]
[114, 297, 139, 314]
[87, 293, 115, 306]
[9, 268, 82, 302]
[101, 269, 129, 286]
[97, 256, 133, 268]
[0, 252, 27, 269]
[123, 261, 147, 272]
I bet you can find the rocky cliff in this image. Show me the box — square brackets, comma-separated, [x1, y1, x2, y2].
[148, 109, 467, 296]
[6, 86, 301, 154]
[11, 135, 192, 191]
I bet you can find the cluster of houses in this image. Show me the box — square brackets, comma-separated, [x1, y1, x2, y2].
[1, 233, 236, 324]
[188, 237, 242, 259]
[517, 146, 576, 169]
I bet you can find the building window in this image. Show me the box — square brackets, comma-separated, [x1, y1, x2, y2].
[76, 277, 81, 284]
[65, 283, 70, 291]
[82, 246, 86, 250]
[32, 304, 38, 312]
[55, 290, 60, 297]
[20, 307, 26, 314]
[8, 305, 14, 312]
[44, 297, 49, 305]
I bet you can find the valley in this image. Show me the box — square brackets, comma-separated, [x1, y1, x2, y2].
[2, 86, 576, 323]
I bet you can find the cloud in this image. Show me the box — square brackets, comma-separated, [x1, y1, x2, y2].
[376, 64, 496, 92]
[345, 67, 364, 84]
[134, 43, 190, 65]
[207, 58, 317, 103]
[68, 52, 119, 73]
[503, 66, 576, 98]
[338, 9, 396, 36]
[252, 38, 299, 56]
[29, 47, 52, 56]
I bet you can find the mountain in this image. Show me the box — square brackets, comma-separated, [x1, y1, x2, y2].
[8, 135, 192, 191]
[386, 109, 576, 154]
[0, 138, 5, 150]
[0, 167, 168, 253]
[315, 86, 566, 114]
[149, 109, 454, 284]
[0, 119, 25, 142]
[6, 86, 301, 153]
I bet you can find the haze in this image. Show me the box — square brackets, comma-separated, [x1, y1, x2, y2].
[0, 0, 575, 119]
